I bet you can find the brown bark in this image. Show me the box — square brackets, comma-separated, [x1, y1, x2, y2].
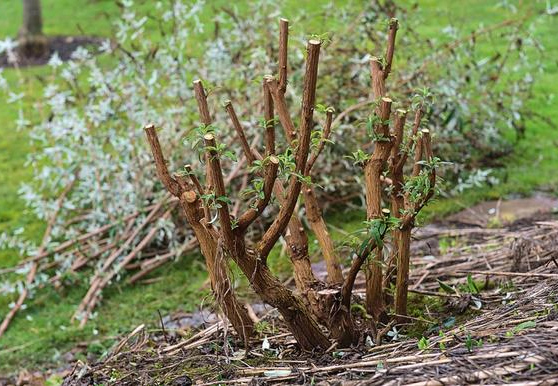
[237, 156, 279, 232]
[21, 0, 43, 36]
[384, 110, 407, 298]
[18, 0, 47, 58]
[302, 108, 343, 285]
[144, 126, 253, 343]
[258, 40, 321, 260]
[225, 101, 256, 165]
[278, 18, 289, 94]
[383, 18, 399, 79]
[394, 129, 436, 319]
[303, 187, 343, 284]
[270, 181, 317, 291]
[262, 77, 276, 156]
[394, 227, 411, 320]
[231, 246, 330, 350]
[364, 97, 393, 320]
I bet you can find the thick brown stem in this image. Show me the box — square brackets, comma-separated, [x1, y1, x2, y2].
[225, 101, 256, 165]
[179, 191, 254, 343]
[271, 181, 317, 290]
[370, 57, 386, 99]
[363, 97, 393, 319]
[21, 0, 43, 36]
[384, 110, 407, 299]
[237, 156, 279, 231]
[383, 18, 399, 79]
[258, 40, 321, 260]
[249, 150, 317, 299]
[18, 0, 47, 59]
[203, 133, 235, 252]
[278, 18, 289, 94]
[303, 187, 343, 284]
[144, 124, 181, 196]
[236, 249, 329, 350]
[394, 227, 411, 320]
[145, 126, 253, 342]
[263, 77, 276, 155]
[395, 130, 436, 319]
[185, 164, 211, 221]
[332, 234, 383, 346]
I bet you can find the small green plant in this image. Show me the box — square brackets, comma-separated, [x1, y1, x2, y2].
[465, 333, 483, 352]
[346, 149, 370, 166]
[418, 336, 429, 350]
[506, 320, 536, 337]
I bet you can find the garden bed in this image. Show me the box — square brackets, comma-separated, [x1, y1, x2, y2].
[60, 215, 558, 385]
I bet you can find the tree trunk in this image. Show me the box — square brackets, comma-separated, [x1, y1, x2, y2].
[19, 0, 48, 58]
[22, 0, 43, 36]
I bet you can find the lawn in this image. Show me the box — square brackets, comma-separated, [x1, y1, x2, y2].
[0, 0, 557, 376]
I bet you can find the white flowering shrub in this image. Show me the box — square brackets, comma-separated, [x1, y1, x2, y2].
[0, 0, 545, 325]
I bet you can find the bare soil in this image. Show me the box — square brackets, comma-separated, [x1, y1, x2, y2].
[0, 35, 104, 68]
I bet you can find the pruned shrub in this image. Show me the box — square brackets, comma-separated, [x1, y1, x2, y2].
[0, 1, 544, 337]
[146, 17, 436, 349]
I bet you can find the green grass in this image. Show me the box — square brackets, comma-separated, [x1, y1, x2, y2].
[405, 0, 558, 219]
[0, 253, 209, 371]
[0, 0, 557, 376]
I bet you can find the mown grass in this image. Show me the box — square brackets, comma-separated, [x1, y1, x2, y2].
[0, 0, 557, 375]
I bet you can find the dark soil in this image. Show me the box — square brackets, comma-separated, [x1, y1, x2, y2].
[0, 35, 105, 68]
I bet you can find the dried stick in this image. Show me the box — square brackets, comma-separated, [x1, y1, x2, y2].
[15, 199, 170, 268]
[79, 209, 173, 327]
[0, 178, 75, 338]
[73, 197, 171, 321]
[128, 239, 198, 284]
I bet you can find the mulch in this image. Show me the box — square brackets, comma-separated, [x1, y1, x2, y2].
[59, 215, 558, 385]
